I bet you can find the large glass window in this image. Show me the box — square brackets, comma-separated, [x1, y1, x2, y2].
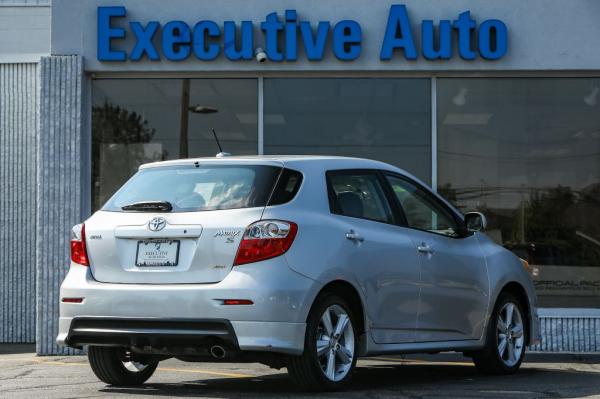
[438, 78, 600, 307]
[92, 79, 257, 210]
[264, 79, 431, 183]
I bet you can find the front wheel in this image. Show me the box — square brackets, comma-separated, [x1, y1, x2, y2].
[287, 294, 358, 391]
[472, 293, 527, 374]
[88, 346, 158, 386]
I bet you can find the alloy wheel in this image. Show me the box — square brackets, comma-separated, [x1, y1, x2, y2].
[496, 302, 524, 367]
[123, 360, 148, 372]
[316, 304, 355, 382]
[121, 350, 149, 372]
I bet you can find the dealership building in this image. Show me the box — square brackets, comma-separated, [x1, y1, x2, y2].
[1, 0, 599, 355]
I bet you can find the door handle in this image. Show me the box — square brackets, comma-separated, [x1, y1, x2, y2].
[345, 230, 364, 242]
[417, 243, 434, 254]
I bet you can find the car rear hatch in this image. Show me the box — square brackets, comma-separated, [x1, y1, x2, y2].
[85, 160, 283, 284]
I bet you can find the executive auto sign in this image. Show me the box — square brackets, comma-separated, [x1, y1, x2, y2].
[97, 4, 508, 62]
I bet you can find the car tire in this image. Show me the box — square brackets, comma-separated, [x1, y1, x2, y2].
[472, 293, 527, 374]
[88, 346, 158, 386]
[287, 293, 358, 391]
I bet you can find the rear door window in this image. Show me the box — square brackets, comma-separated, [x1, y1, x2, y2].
[327, 171, 395, 224]
[103, 164, 282, 212]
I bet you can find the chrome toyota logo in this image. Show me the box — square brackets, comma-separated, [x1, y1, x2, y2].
[148, 217, 167, 232]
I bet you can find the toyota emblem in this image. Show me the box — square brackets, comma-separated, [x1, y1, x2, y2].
[148, 217, 167, 232]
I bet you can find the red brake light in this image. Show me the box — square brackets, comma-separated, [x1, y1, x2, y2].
[70, 223, 90, 266]
[222, 299, 254, 305]
[61, 297, 84, 303]
[233, 220, 298, 266]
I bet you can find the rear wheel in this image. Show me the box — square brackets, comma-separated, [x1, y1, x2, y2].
[287, 294, 358, 391]
[88, 346, 158, 386]
[472, 293, 527, 374]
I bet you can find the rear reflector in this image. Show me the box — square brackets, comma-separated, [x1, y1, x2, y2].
[233, 220, 298, 266]
[70, 223, 90, 266]
[222, 299, 254, 305]
[61, 297, 84, 303]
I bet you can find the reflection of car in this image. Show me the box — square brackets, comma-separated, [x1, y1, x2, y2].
[58, 156, 540, 390]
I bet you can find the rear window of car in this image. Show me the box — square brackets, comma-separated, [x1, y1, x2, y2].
[103, 164, 282, 212]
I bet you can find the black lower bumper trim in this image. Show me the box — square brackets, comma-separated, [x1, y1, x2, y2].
[65, 317, 239, 350]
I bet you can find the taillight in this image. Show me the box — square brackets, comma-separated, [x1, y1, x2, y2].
[70, 223, 89, 266]
[233, 220, 297, 266]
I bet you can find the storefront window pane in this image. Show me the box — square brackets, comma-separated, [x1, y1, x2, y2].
[92, 79, 257, 210]
[264, 78, 431, 183]
[438, 78, 600, 308]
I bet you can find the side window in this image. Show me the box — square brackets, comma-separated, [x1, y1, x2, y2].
[328, 172, 394, 224]
[386, 175, 460, 237]
[269, 168, 303, 206]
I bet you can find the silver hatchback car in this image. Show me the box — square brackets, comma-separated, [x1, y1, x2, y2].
[58, 156, 541, 390]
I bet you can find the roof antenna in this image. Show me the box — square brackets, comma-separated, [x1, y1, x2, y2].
[188, 105, 231, 157]
[212, 128, 231, 158]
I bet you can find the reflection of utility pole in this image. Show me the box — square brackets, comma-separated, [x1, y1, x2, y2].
[179, 78, 190, 158]
[478, 179, 485, 208]
[520, 184, 525, 244]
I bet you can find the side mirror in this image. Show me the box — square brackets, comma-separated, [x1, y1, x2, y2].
[465, 212, 487, 232]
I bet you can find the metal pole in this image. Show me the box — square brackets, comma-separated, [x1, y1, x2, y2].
[258, 76, 264, 155]
[179, 78, 190, 158]
[431, 76, 437, 191]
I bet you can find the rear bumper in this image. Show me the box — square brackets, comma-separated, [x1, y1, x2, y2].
[57, 262, 314, 355]
[61, 317, 238, 349]
[58, 317, 306, 355]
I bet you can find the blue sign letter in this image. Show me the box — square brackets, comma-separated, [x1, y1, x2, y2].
[98, 6, 126, 61]
[421, 20, 452, 60]
[380, 5, 417, 60]
[224, 21, 254, 60]
[333, 20, 361, 61]
[478, 19, 507, 60]
[193, 21, 221, 60]
[299, 21, 330, 61]
[453, 11, 476, 60]
[129, 21, 160, 61]
[261, 12, 284, 62]
[285, 10, 298, 61]
[162, 21, 191, 61]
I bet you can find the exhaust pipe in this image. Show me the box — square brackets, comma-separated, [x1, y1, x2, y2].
[210, 345, 226, 359]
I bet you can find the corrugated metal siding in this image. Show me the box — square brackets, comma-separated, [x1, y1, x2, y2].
[0, 0, 50, 6]
[0, 63, 38, 343]
[36, 55, 84, 355]
[531, 316, 600, 353]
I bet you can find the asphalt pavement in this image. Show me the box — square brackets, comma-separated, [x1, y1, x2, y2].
[1, 345, 599, 398]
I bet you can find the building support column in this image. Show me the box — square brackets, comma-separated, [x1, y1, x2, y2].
[36, 55, 86, 355]
[0, 63, 39, 344]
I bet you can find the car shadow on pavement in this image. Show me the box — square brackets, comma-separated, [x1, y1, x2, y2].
[99, 362, 600, 398]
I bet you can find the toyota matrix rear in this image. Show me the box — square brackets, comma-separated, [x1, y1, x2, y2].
[58, 156, 540, 391]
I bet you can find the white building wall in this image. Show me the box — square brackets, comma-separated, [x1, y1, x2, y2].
[0, 3, 50, 62]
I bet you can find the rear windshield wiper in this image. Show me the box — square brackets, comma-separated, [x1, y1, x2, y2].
[121, 201, 173, 212]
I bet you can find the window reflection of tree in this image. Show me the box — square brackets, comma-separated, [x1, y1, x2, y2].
[440, 183, 600, 267]
[92, 101, 168, 210]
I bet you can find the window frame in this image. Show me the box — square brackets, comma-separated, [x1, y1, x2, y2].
[381, 171, 470, 239]
[326, 169, 402, 226]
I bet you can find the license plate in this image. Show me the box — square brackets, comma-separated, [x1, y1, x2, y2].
[135, 240, 180, 267]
